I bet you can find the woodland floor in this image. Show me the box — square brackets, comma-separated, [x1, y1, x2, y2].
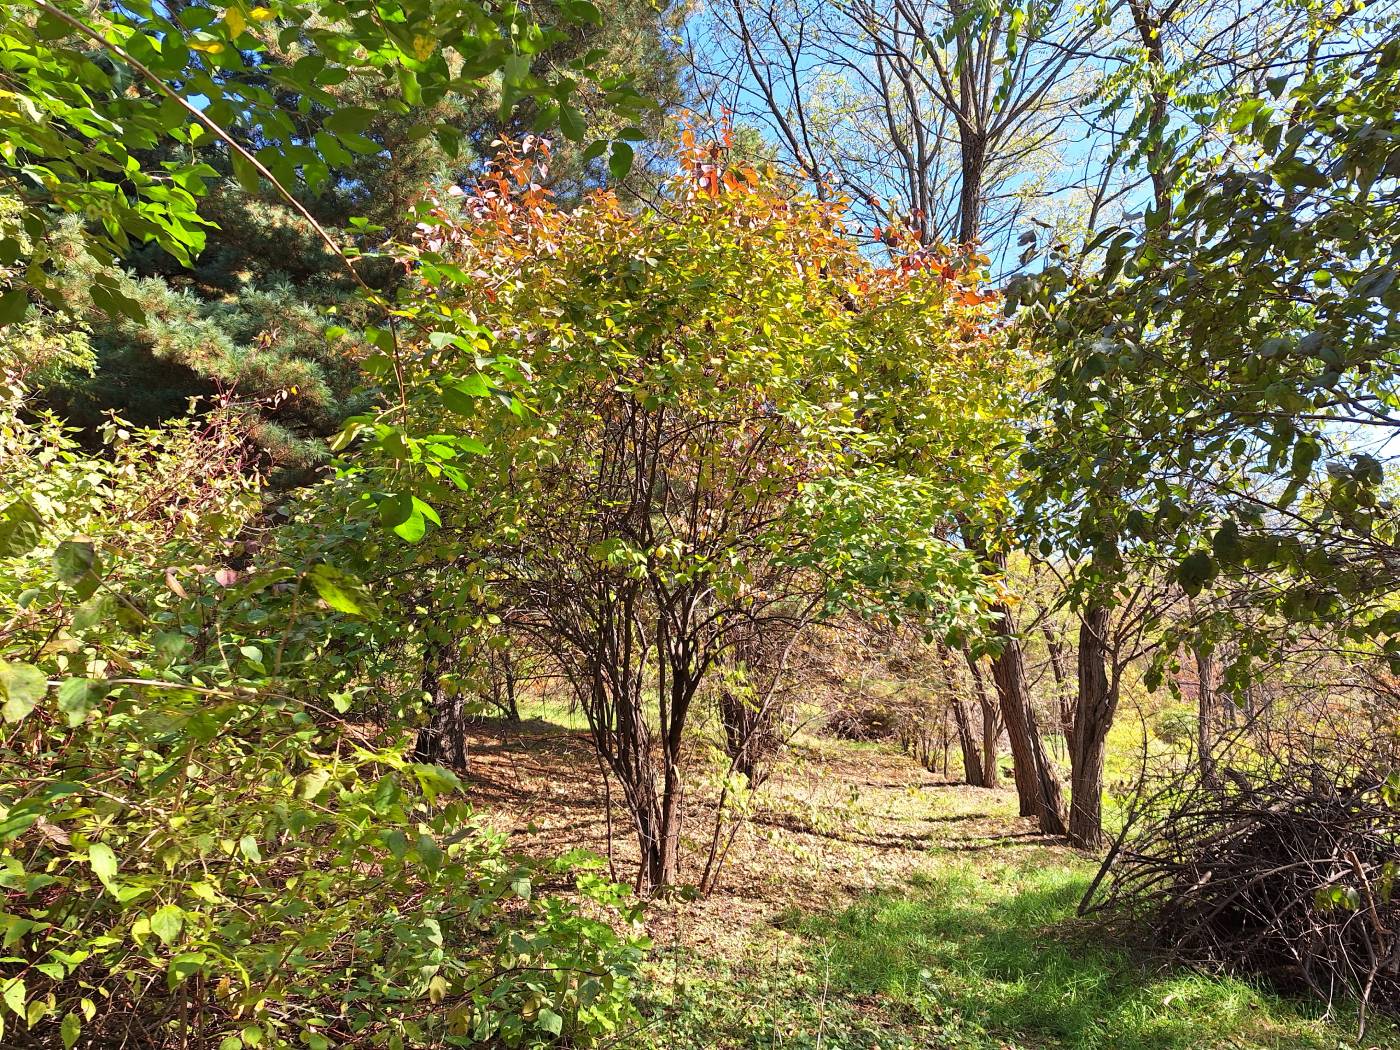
[462, 710, 1399, 1050]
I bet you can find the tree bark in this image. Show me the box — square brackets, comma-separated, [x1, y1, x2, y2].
[1068, 605, 1115, 848]
[938, 645, 985, 785]
[414, 638, 468, 771]
[1196, 643, 1217, 789]
[988, 597, 1066, 834]
[1043, 624, 1074, 752]
[948, 690, 985, 786]
[966, 654, 1001, 790]
[957, 128, 987, 243]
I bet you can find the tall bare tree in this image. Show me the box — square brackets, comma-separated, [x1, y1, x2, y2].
[697, 0, 1105, 263]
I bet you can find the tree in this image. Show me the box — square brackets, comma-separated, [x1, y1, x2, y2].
[2, 0, 656, 465]
[383, 135, 1003, 890]
[0, 388, 650, 1047]
[34, 0, 681, 468]
[697, 0, 1105, 262]
[1016, 19, 1400, 841]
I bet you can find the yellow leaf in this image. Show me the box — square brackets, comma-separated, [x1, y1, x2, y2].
[428, 974, 449, 1003]
[223, 5, 247, 37]
[411, 33, 435, 61]
[249, 5, 275, 20]
[189, 37, 225, 54]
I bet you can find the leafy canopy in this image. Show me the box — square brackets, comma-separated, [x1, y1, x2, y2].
[0, 0, 649, 325]
[1015, 32, 1400, 664]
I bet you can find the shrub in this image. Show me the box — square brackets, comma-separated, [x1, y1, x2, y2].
[0, 392, 646, 1048]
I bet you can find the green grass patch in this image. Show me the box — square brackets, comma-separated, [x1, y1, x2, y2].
[642, 851, 1396, 1049]
[789, 854, 1392, 1049]
[518, 695, 592, 731]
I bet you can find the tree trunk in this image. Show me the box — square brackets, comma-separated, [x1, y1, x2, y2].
[651, 762, 683, 891]
[1043, 625, 1074, 753]
[988, 600, 1066, 834]
[718, 632, 768, 787]
[957, 128, 986, 243]
[499, 650, 521, 721]
[948, 691, 985, 786]
[1196, 643, 1217, 789]
[414, 639, 468, 771]
[938, 645, 985, 786]
[967, 655, 1001, 790]
[719, 683, 761, 786]
[1068, 605, 1115, 848]
[631, 777, 674, 894]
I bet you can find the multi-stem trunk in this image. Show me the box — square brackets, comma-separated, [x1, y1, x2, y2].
[948, 691, 985, 786]
[937, 645, 985, 786]
[966, 653, 1000, 789]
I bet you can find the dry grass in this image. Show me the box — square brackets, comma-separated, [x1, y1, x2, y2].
[457, 707, 1399, 1049]
[464, 710, 1070, 957]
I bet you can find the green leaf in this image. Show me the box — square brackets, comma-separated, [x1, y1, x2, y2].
[167, 951, 207, 989]
[57, 678, 107, 726]
[52, 539, 98, 585]
[452, 372, 492, 398]
[393, 496, 440, 543]
[0, 661, 46, 723]
[324, 106, 376, 135]
[537, 1008, 564, 1036]
[61, 1013, 81, 1050]
[299, 768, 331, 800]
[1, 977, 24, 1019]
[72, 593, 116, 631]
[89, 842, 119, 891]
[0, 288, 29, 326]
[231, 151, 262, 194]
[149, 904, 184, 946]
[379, 491, 414, 530]
[562, 0, 602, 24]
[306, 563, 378, 616]
[0, 499, 43, 557]
[559, 102, 586, 142]
[1177, 551, 1216, 597]
[608, 141, 634, 181]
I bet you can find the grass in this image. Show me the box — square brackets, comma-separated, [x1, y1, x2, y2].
[470, 706, 1398, 1049]
[793, 856, 1393, 1049]
[640, 851, 1396, 1049]
[518, 694, 592, 731]
[625, 767, 1398, 1050]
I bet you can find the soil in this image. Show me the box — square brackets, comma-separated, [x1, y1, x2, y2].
[460, 714, 1075, 955]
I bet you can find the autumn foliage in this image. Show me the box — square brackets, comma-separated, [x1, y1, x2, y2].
[374, 129, 1020, 890]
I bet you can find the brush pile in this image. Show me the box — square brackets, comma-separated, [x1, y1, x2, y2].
[1084, 754, 1400, 1026]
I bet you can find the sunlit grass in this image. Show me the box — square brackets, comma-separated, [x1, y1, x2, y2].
[637, 746, 1395, 1050]
[790, 854, 1393, 1049]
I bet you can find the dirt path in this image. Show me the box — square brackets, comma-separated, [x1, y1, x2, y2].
[462, 715, 1075, 952]
[458, 716, 1395, 1050]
